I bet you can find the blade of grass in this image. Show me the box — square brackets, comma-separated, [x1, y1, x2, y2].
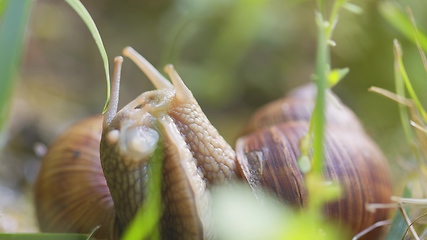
[64, 0, 110, 113]
[121, 144, 163, 240]
[402, 212, 427, 240]
[0, 0, 32, 134]
[380, 2, 427, 52]
[393, 39, 427, 122]
[0, 0, 8, 17]
[411, 121, 427, 134]
[401, 6, 427, 164]
[368, 86, 412, 106]
[86, 226, 100, 240]
[385, 187, 411, 240]
[394, 51, 418, 151]
[406, 7, 427, 74]
[391, 196, 427, 205]
[399, 202, 420, 240]
[352, 220, 392, 240]
[367, 86, 427, 159]
[0, 233, 89, 240]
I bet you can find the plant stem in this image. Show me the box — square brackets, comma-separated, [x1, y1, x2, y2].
[312, 12, 327, 174]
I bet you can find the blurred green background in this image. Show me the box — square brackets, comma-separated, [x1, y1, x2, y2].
[1, 0, 427, 233]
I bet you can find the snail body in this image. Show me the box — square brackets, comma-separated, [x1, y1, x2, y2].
[98, 51, 237, 239]
[34, 47, 391, 239]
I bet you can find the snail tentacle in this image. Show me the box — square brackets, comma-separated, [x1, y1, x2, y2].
[164, 64, 193, 102]
[104, 56, 123, 127]
[122, 46, 172, 89]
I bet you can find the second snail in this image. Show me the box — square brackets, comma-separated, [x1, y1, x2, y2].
[34, 47, 392, 239]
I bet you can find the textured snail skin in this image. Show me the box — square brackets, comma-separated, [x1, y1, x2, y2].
[98, 50, 237, 239]
[236, 84, 392, 240]
[100, 90, 237, 238]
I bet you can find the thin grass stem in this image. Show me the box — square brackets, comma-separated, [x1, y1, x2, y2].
[368, 86, 412, 106]
[394, 40, 427, 122]
[406, 7, 427, 74]
[398, 203, 420, 240]
[392, 196, 427, 205]
[401, 211, 427, 240]
[352, 220, 392, 240]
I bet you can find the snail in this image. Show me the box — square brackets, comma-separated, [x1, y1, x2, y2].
[34, 47, 391, 240]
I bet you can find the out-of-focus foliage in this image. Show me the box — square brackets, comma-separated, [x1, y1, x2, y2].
[0, 0, 9, 17]
[380, 2, 427, 54]
[376, 1, 427, 238]
[0, 233, 89, 240]
[212, 185, 346, 240]
[0, 0, 32, 136]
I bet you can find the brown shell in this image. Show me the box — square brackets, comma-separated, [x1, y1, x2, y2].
[34, 115, 115, 239]
[243, 84, 364, 134]
[236, 84, 392, 239]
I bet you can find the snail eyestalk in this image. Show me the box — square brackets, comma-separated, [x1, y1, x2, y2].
[164, 64, 193, 102]
[106, 129, 120, 145]
[123, 46, 173, 89]
[104, 56, 123, 127]
[118, 125, 159, 163]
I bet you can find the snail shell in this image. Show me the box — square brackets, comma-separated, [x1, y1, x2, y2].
[242, 84, 364, 133]
[34, 115, 116, 239]
[34, 48, 391, 240]
[237, 84, 392, 239]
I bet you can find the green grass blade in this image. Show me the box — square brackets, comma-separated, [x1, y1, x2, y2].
[393, 40, 427, 122]
[64, 0, 110, 113]
[0, 0, 32, 133]
[380, 2, 427, 52]
[0, 233, 89, 240]
[0, 0, 9, 17]
[394, 55, 416, 151]
[122, 145, 163, 240]
[385, 187, 411, 240]
[406, 7, 427, 76]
